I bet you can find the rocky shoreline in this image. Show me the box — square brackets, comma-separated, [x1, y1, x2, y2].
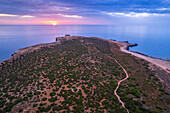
[110, 40, 170, 73]
[1, 35, 170, 73]
[0, 42, 60, 68]
[110, 40, 170, 92]
[0, 35, 169, 112]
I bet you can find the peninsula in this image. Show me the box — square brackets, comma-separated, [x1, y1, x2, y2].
[0, 35, 169, 113]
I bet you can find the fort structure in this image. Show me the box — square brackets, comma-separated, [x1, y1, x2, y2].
[56, 34, 71, 42]
[65, 34, 71, 38]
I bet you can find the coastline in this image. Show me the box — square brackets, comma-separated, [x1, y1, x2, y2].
[110, 40, 170, 73]
[0, 35, 169, 112]
[1, 35, 170, 74]
[0, 41, 61, 67]
[109, 39, 170, 92]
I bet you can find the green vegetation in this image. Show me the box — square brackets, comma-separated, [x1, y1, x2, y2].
[50, 92, 56, 97]
[0, 37, 169, 112]
[41, 97, 47, 101]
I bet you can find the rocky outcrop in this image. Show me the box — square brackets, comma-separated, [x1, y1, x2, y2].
[122, 41, 138, 50]
[56, 34, 71, 42]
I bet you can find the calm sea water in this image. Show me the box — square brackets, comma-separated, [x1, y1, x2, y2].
[0, 25, 170, 61]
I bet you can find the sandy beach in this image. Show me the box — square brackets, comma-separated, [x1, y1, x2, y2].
[111, 40, 170, 73]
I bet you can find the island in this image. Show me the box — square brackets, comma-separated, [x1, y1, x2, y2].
[0, 35, 169, 113]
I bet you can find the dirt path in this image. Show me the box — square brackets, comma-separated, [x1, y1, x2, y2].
[106, 55, 129, 113]
[114, 59, 129, 113]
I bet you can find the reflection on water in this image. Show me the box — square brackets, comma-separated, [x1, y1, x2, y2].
[0, 25, 169, 61]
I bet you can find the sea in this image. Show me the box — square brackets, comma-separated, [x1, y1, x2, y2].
[0, 25, 170, 62]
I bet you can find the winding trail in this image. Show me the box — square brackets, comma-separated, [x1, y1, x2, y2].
[114, 59, 129, 113]
[107, 55, 129, 113]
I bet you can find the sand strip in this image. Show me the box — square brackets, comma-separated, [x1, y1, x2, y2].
[111, 40, 170, 73]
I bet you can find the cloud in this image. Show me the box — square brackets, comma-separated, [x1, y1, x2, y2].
[21, 15, 35, 18]
[0, 14, 18, 17]
[0, 0, 169, 18]
[152, 13, 167, 16]
[0, 13, 35, 18]
[0, 0, 169, 25]
[105, 12, 170, 17]
[49, 6, 71, 11]
[58, 14, 83, 18]
[157, 8, 170, 11]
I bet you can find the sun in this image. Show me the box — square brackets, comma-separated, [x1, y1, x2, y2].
[52, 23, 57, 26]
[43, 21, 59, 25]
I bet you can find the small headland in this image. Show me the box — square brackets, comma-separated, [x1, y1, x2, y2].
[110, 40, 170, 73]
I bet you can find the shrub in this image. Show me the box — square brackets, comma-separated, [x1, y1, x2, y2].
[34, 91, 41, 95]
[38, 107, 48, 112]
[42, 97, 47, 101]
[50, 92, 56, 96]
[33, 104, 38, 108]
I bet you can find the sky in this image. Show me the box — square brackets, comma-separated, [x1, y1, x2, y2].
[0, 0, 170, 25]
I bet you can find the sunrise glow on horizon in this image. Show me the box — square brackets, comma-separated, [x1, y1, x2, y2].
[43, 21, 59, 25]
[0, 0, 169, 25]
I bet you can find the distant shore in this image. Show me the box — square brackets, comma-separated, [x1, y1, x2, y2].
[1, 35, 170, 74]
[110, 40, 170, 73]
